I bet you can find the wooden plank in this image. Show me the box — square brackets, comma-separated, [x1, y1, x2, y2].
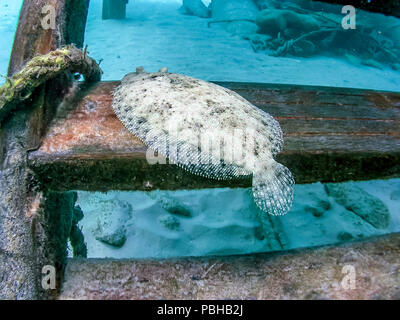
[59, 233, 400, 300]
[27, 81, 400, 191]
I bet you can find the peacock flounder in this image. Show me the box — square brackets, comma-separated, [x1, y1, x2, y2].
[112, 68, 294, 216]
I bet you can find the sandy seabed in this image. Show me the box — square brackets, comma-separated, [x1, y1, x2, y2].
[85, 0, 400, 91]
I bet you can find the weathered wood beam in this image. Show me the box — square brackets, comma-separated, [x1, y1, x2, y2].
[59, 233, 400, 300]
[28, 81, 400, 191]
[0, 0, 90, 300]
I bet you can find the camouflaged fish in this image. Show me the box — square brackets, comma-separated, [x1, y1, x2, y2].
[112, 67, 294, 216]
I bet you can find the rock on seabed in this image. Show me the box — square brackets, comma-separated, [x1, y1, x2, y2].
[182, 0, 210, 18]
[325, 183, 390, 229]
[92, 199, 132, 247]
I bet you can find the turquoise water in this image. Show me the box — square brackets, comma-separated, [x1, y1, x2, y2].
[0, 0, 21, 84]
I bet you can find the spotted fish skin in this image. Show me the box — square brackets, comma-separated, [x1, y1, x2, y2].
[112, 69, 294, 216]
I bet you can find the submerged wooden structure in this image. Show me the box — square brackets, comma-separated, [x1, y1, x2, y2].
[0, 0, 399, 300]
[102, 0, 128, 20]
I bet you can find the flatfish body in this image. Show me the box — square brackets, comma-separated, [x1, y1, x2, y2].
[112, 68, 294, 216]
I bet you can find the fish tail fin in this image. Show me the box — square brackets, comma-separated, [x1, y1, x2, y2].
[252, 161, 294, 216]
